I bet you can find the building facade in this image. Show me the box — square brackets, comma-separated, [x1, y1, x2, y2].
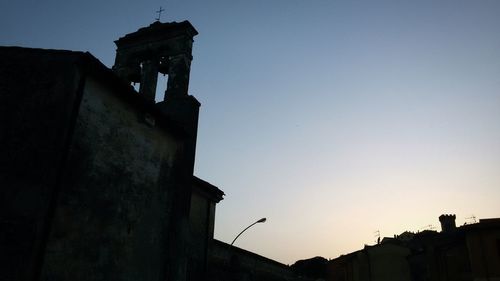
[326, 215, 500, 281]
[0, 21, 222, 281]
[0, 20, 298, 281]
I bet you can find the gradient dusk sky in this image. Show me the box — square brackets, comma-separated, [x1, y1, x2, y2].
[1, 0, 499, 264]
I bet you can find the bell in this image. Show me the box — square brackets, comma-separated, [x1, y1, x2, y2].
[158, 56, 170, 75]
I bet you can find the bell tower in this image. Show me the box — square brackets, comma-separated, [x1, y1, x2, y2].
[113, 20, 201, 138]
[113, 20, 198, 101]
[113, 21, 201, 281]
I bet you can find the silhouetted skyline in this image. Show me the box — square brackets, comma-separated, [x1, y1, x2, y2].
[2, 0, 499, 264]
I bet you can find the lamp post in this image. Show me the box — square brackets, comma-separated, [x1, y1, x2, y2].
[230, 218, 266, 246]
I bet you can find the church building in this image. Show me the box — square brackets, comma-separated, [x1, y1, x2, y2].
[0, 20, 224, 281]
[0, 19, 299, 281]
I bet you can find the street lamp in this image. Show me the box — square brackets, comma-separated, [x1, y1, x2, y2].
[230, 217, 267, 246]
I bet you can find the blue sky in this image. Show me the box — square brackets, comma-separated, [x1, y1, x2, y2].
[2, 0, 499, 264]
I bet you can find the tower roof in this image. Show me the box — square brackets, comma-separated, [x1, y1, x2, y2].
[114, 21, 198, 48]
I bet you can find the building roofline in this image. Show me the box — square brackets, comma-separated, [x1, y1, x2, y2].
[192, 176, 224, 203]
[211, 239, 290, 268]
[0, 46, 194, 139]
[114, 20, 198, 47]
[461, 218, 500, 231]
[73, 49, 191, 138]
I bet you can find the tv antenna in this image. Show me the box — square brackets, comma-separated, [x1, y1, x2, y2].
[420, 224, 436, 231]
[374, 230, 380, 244]
[465, 215, 477, 224]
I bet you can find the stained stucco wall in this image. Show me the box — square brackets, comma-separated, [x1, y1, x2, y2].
[0, 48, 84, 281]
[41, 74, 184, 281]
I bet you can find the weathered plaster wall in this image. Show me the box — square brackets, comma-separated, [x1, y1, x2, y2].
[0, 47, 84, 281]
[41, 74, 183, 281]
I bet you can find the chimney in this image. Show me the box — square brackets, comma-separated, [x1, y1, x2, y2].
[439, 214, 457, 233]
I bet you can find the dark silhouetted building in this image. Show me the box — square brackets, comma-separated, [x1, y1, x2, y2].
[291, 256, 329, 280]
[0, 21, 222, 281]
[0, 20, 299, 281]
[325, 214, 500, 281]
[328, 242, 411, 281]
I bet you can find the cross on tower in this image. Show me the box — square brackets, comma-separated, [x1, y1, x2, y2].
[155, 6, 165, 22]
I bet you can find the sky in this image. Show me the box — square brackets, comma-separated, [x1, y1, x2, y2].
[1, 0, 499, 264]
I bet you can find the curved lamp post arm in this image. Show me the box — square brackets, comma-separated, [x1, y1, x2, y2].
[230, 218, 266, 246]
